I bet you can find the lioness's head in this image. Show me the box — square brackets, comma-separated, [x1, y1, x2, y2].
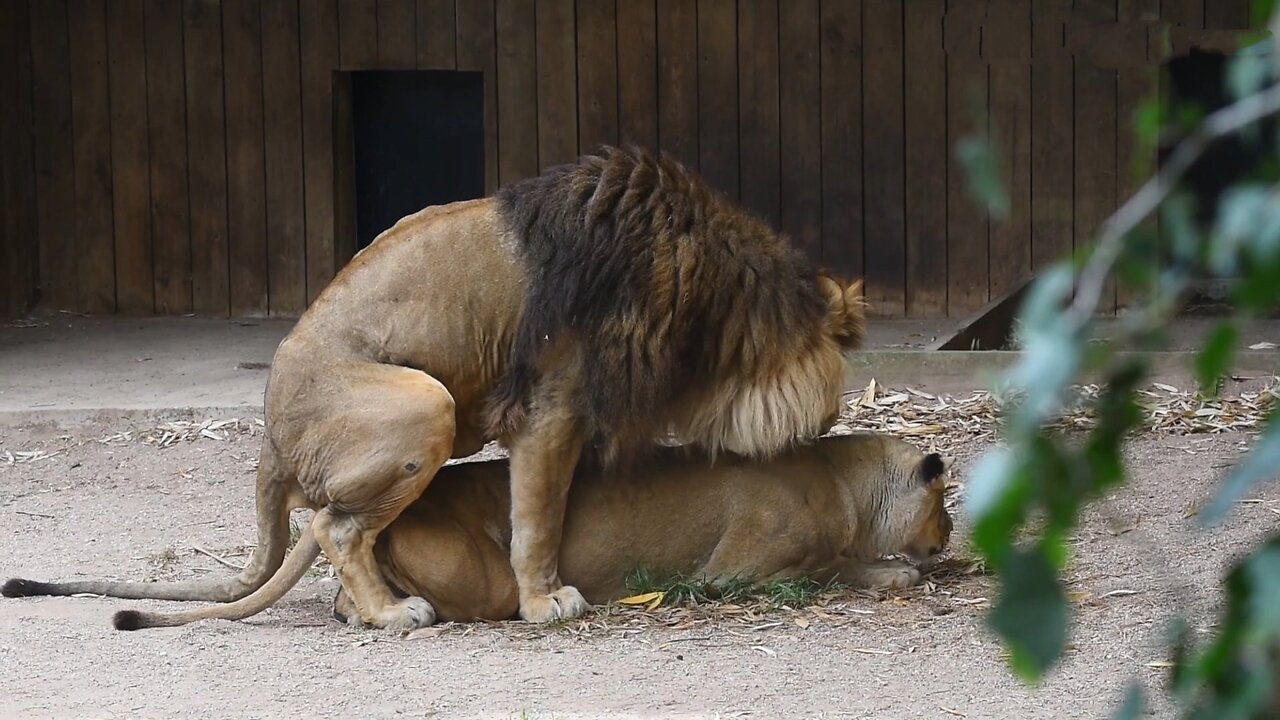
[896, 451, 953, 563]
[831, 433, 953, 562]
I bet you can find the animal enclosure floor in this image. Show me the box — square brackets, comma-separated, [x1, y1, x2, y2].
[2, 418, 1277, 719]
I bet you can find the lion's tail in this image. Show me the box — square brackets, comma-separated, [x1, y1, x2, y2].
[3, 451, 296, 604]
[112, 524, 321, 631]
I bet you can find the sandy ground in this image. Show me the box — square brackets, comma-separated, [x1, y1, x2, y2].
[2, 417, 1279, 720]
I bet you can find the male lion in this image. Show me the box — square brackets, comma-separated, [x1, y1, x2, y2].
[3, 146, 866, 630]
[7, 433, 950, 630]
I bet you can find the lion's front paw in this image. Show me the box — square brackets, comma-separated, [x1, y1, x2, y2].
[376, 596, 437, 632]
[519, 585, 590, 623]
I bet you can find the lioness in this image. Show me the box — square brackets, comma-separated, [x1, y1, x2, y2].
[4, 147, 867, 630]
[6, 433, 950, 629]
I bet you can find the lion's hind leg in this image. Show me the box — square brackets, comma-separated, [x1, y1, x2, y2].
[312, 366, 457, 632]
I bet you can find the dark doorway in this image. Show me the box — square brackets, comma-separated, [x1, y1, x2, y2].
[1161, 48, 1278, 227]
[350, 71, 485, 251]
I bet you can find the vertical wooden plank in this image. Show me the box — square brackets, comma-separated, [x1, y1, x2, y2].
[457, 0, 498, 193]
[1117, 0, 1160, 312]
[697, 0, 737, 199]
[780, 0, 821, 261]
[300, 0, 339, 304]
[1030, 0, 1074, 274]
[987, 3, 1032, 300]
[617, 0, 659, 151]
[0, 0, 39, 315]
[576, 0, 618, 153]
[184, 0, 230, 316]
[820, 0, 863, 282]
[903, 0, 947, 317]
[223, 0, 269, 316]
[68, 0, 116, 314]
[262, 0, 307, 315]
[107, 0, 153, 314]
[738, 0, 779, 227]
[1075, 0, 1118, 314]
[338, 0, 378, 69]
[145, 0, 193, 315]
[656, 0, 699, 168]
[377, 0, 417, 67]
[863, 0, 906, 316]
[536, 0, 577, 169]
[1205, 0, 1248, 28]
[29, 0, 78, 311]
[1160, 0, 1202, 28]
[416, 0, 455, 69]
[333, 74, 358, 269]
[497, 0, 538, 183]
[944, 0, 989, 315]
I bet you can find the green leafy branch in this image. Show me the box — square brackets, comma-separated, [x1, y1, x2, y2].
[961, 5, 1280, 717]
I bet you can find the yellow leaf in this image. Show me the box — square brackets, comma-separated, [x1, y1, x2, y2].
[618, 591, 664, 607]
[646, 595, 664, 611]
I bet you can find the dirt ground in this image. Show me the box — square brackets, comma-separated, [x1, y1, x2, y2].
[2, 416, 1278, 720]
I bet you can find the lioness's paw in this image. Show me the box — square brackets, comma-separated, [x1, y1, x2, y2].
[377, 596, 437, 632]
[518, 586, 590, 623]
[864, 564, 920, 590]
[551, 586, 590, 618]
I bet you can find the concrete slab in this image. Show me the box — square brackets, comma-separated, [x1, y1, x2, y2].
[0, 315, 290, 418]
[2, 312, 1279, 424]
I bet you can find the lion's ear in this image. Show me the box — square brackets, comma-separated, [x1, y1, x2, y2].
[817, 273, 844, 311]
[843, 279, 865, 308]
[918, 453, 947, 485]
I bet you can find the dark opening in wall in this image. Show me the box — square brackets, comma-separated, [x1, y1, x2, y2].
[1161, 48, 1278, 227]
[349, 71, 485, 251]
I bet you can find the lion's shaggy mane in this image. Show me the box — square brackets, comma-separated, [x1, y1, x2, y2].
[487, 146, 838, 458]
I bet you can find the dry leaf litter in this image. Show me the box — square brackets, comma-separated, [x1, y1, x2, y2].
[3, 378, 1276, 644]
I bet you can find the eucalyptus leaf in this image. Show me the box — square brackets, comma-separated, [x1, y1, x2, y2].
[1202, 419, 1280, 524]
[1244, 541, 1280, 637]
[1251, 0, 1278, 26]
[1196, 323, 1239, 397]
[957, 136, 1010, 221]
[1018, 263, 1075, 332]
[1229, 54, 1271, 103]
[1111, 683, 1145, 720]
[1161, 193, 1200, 266]
[965, 446, 1018, 521]
[989, 546, 1068, 681]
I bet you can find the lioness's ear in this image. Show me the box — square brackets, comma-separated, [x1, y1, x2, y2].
[919, 453, 946, 485]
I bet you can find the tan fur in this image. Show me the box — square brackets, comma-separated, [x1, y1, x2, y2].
[352, 432, 951, 624]
[11, 433, 948, 630]
[3, 150, 868, 630]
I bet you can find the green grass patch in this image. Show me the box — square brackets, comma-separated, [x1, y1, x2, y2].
[623, 567, 845, 609]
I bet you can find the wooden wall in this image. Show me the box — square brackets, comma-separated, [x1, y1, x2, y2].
[0, 0, 1263, 320]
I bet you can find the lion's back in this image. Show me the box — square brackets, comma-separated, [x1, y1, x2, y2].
[271, 196, 526, 421]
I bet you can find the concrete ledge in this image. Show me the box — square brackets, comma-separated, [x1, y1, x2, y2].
[6, 349, 1275, 428]
[1, 406, 265, 428]
[845, 350, 1280, 390]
